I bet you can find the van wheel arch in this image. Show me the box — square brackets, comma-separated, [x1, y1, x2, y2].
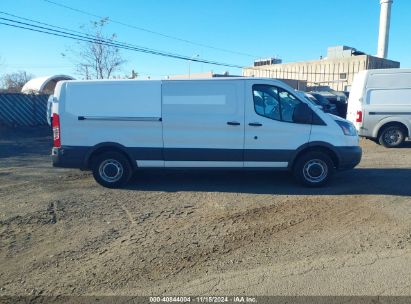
[292, 150, 335, 187]
[91, 151, 133, 188]
[292, 146, 338, 170]
[87, 145, 136, 170]
[377, 122, 408, 148]
[377, 122, 409, 139]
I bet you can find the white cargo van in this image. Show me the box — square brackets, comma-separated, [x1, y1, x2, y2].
[50, 78, 361, 188]
[347, 69, 411, 147]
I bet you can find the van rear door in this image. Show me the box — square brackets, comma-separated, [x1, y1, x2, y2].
[47, 95, 53, 126]
[347, 71, 367, 132]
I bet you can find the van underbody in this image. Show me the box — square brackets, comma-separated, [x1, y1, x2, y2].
[52, 144, 362, 171]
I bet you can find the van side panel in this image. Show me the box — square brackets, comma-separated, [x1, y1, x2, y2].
[367, 72, 411, 89]
[59, 81, 163, 166]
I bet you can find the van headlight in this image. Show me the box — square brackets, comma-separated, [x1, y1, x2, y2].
[336, 120, 357, 136]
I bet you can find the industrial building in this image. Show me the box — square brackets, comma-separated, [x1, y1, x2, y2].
[242, 46, 400, 91]
[243, 0, 399, 92]
[167, 71, 235, 80]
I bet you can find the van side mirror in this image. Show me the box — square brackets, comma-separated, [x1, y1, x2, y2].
[293, 102, 313, 124]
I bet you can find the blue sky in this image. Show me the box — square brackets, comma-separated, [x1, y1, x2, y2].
[1, 0, 410, 79]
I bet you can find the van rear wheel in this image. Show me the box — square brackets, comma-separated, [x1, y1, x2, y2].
[293, 151, 334, 187]
[378, 126, 405, 148]
[92, 151, 132, 188]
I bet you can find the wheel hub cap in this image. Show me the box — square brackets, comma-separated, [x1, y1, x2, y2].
[99, 159, 123, 183]
[303, 159, 328, 183]
[385, 130, 400, 145]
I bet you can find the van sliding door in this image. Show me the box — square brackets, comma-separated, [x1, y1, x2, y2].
[162, 80, 245, 167]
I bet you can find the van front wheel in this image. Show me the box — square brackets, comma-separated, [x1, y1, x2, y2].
[378, 126, 405, 148]
[293, 151, 334, 187]
[92, 152, 132, 188]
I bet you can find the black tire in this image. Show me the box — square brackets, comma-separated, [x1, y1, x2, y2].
[91, 151, 132, 188]
[293, 151, 335, 187]
[378, 126, 405, 148]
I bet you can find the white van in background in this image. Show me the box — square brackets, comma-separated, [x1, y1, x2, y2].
[50, 78, 361, 188]
[347, 69, 411, 147]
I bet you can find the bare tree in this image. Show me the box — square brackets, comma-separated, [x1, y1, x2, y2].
[62, 18, 126, 79]
[1, 71, 34, 93]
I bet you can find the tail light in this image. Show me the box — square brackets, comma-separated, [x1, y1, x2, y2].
[356, 110, 363, 123]
[52, 113, 61, 148]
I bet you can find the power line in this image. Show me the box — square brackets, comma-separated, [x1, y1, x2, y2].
[0, 10, 95, 40]
[0, 12, 348, 78]
[41, 0, 261, 58]
[0, 11, 194, 60]
[0, 16, 244, 69]
[0, 15, 172, 59]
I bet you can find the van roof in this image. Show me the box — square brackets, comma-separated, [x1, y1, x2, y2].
[60, 77, 285, 84]
[57, 77, 297, 91]
[56, 77, 298, 98]
[163, 77, 286, 82]
[364, 68, 411, 75]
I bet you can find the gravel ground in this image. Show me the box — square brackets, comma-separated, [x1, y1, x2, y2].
[0, 127, 411, 296]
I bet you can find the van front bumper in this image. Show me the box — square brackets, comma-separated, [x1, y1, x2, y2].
[52, 147, 88, 169]
[337, 146, 362, 170]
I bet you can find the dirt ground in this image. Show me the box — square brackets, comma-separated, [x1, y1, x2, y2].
[1, 126, 411, 296]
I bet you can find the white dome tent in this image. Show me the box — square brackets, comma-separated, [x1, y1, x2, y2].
[21, 75, 75, 95]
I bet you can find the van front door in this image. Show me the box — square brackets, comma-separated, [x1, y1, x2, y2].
[162, 80, 245, 167]
[244, 81, 312, 168]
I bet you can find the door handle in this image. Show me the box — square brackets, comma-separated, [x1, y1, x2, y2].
[248, 122, 263, 127]
[227, 121, 241, 126]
